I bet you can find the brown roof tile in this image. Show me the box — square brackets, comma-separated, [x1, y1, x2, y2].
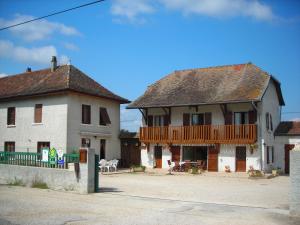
[275, 121, 300, 136]
[0, 65, 130, 103]
[127, 63, 284, 108]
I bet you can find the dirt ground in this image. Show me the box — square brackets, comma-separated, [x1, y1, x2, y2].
[0, 172, 299, 225]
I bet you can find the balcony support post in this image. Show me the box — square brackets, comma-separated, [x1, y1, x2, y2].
[139, 108, 148, 125]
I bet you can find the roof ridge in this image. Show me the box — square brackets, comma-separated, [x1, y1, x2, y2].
[174, 62, 251, 73]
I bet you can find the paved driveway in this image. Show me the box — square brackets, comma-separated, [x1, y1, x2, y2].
[0, 173, 299, 225]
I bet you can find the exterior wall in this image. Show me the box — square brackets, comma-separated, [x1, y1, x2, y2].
[0, 95, 68, 153]
[67, 93, 121, 159]
[290, 147, 300, 217]
[274, 136, 300, 171]
[260, 80, 282, 171]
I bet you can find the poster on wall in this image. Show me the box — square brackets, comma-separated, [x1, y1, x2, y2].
[57, 149, 64, 165]
[49, 148, 57, 165]
[41, 148, 49, 162]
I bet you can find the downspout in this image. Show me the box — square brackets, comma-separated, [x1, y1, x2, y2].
[252, 101, 263, 171]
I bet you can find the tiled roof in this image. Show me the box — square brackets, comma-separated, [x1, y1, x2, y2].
[275, 121, 300, 136]
[127, 63, 284, 108]
[0, 65, 130, 103]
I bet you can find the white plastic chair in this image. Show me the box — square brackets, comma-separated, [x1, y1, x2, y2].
[99, 159, 107, 173]
[111, 159, 119, 172]
[106, 160, 113, 172]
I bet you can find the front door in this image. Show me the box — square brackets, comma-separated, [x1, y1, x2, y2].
[170, 146, 180, 162]
[154, 146, 162, 168]
[208, 146, 218, 171]
[285, 144, 295, 174]
[236, 146, 246, 172]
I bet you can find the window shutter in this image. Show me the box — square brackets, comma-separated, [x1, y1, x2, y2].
[183, 113, 190, 126]
[163, 115, 170, 126]
[266, 113, 269, 130]
[204, 112, 212, 125]
[225, 111, 232, 125]
[248, 110, 257, 124]
[34, 104, 43, 123]
[147, 115, 153, 127]
[266, 146, 270, 164]
[82, 105, 91, 124]
[272, 147, 274, 163]
[270, 114, 273, 131]
[100, 107, 111, 125]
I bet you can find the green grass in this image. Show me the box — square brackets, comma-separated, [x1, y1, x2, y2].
[31, 177, 48, 189]
[8, 177, 25, 186]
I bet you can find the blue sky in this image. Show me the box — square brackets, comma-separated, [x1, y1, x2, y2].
[0, 0, 300, 131]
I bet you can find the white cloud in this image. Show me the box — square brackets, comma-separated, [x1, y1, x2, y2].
[291, 118, 300, 121]
[0, 14, 80, 42]
[0, 39, 68, 65]
[0, 73, 7, 78]
[111, 0, 275, 22]
[120, 106, 141, 132]
[111, 0, 155, 23]
[63, 42, 79, 51]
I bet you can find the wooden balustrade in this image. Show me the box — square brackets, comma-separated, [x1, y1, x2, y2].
[140, 124, 257, 144]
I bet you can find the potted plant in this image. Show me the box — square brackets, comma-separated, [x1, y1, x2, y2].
[225, 165, 231, 173]
[271, 167, 281, 176]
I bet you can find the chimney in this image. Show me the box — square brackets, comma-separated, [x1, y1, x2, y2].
[51, 56, 57, 72]
[26, 67, 31, 72]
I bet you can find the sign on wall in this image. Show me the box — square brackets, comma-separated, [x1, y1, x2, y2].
[49, 148, 57, 165]
[41, 148, 49, 162]
[57, 149, 64, 165]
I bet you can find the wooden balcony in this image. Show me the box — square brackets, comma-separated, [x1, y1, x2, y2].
[140, 124, 257, 145]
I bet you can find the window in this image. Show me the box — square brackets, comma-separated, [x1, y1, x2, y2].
[184, 112, 212, 126]
[154, 115, 164, 126]
[100, 139, 106, 159]
[4, 142, 15, 152]
[34, 104, 43, 123]
[81, 138, 91, 148]
[82, 105, 91, 124]
[234, 112, 249, 125]
[182, 146, 207, 161]
[7, 107, 15, 125]
[266, 146, 274, 164]
[99, 107, 111, 126]
[191, 114, 204, 125]
[37, 142, 50, 160]
[265, 113, 273, 132]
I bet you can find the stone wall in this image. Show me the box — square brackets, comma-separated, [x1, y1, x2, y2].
[0, 149, 96, 194]
[290, 146, 300, 217]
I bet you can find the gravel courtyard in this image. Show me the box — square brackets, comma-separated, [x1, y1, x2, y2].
[0, 172, 299, 225]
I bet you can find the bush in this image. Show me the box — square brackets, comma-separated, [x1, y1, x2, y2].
[130, 165, 146, 172]
[31, 177, 48, 189]
[248, 169, 264, 178]
[8, 177, 25, 186]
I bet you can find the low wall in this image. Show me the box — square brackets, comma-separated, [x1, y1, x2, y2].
[0, 149, 95, 194]
[290, 147, 300, 217]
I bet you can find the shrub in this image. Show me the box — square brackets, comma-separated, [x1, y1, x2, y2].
[31, 177, 48, 189]
[130, 165, 146, 172]
[8, 177, 25, 186]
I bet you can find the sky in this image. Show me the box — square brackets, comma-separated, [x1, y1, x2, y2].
[0, 0, 300, 132]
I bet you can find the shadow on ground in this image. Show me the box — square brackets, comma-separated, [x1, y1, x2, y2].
[97, 187, 122, 193]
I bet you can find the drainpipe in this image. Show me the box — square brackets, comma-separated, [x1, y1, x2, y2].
[252, 101, 263, 171]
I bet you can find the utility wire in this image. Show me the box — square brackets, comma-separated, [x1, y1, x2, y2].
[0, 0, 105, 31]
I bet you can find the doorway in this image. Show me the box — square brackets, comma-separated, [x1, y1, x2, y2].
[100, 139, 106, 160]
[207, 146, 218, 171]
[285, 144, 295, 174]
[170, 146, 180, 162]
[154, 146, 162, 168]
[236, 146, 246, 172]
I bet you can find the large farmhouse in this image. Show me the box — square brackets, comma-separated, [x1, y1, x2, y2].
[128, 63, 286, 172]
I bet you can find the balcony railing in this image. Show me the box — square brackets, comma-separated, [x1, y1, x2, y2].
[140, 124, 257, 144]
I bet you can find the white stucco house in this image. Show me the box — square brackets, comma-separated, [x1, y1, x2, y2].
[274, 121, 300, 174]
[0, 56, 129, 160]
[127, 63, 286, 172]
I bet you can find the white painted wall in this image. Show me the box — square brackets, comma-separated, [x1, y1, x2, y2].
[0, 95, 68, 152]
[67, 93, 121, 159]
[274, 136, 300, 171]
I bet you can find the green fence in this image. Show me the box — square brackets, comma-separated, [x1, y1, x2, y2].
[0, 151, 79, 169]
